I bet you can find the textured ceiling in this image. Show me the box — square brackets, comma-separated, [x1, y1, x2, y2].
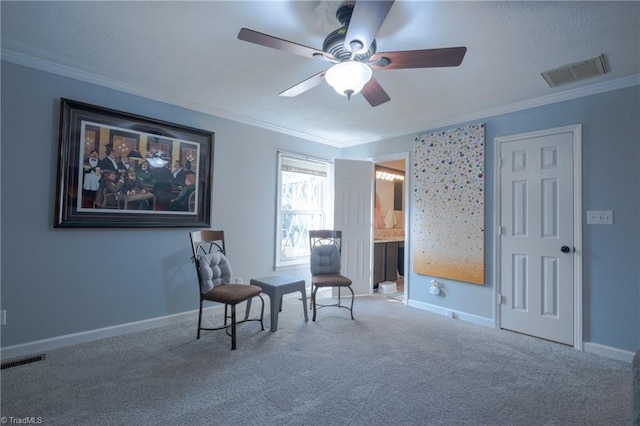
[1, 1, 639, 147]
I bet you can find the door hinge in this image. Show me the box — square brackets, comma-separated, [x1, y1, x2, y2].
[497, 294, 504, 305]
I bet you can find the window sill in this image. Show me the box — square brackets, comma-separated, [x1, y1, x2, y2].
[274, 261, 309, 272]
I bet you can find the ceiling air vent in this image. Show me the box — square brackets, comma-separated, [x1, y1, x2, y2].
[541, 55, 607, 87]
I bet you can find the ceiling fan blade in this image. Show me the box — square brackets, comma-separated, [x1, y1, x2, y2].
[279, 71, 326, 97]
[371, 47, 467, 70]
[238, 28, 333, 60]
[360, 76, 390, 107]
[344, 1, 394, 55]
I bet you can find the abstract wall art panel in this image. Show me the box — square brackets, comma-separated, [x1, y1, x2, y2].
[412, 123, 486, 285]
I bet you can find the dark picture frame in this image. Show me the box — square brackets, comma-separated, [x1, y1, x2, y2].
[54, 98, 214, 228]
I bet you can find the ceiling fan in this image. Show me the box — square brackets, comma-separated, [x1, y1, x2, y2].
[237, 0, 467, 107]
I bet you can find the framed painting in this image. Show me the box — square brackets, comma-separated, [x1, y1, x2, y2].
[54, 98, 214, 228]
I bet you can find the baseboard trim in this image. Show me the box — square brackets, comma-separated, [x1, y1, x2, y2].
[0, 306, 222, 360]
[4, 302, 634, 364]
[407, 301, 636, 363]
[583, 342, 635, 363]
[407, 299, 494, 328]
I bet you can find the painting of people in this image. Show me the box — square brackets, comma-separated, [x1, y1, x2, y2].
[55, 99, 213, 228]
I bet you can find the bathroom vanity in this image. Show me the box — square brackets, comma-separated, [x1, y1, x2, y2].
[374, 239, 404, 285]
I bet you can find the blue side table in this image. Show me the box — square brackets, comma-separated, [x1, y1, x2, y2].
[249, 276, 308, 331]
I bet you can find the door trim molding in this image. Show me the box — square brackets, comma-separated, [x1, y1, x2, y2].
[370, 152, 410, 302]
[493, 124, 583, 350]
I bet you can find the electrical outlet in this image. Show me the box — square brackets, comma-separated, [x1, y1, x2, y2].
[1, 310, 6, 326]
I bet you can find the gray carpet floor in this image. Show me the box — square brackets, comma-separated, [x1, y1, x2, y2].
[1, 293, 633, 425]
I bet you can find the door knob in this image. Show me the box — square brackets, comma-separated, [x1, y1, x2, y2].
[561, 245, 572, 253]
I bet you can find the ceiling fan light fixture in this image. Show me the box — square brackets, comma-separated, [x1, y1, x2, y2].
[325, 61, 373, 99]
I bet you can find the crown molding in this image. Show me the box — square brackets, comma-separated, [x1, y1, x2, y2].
[0, 49, 342, 147]
[3, 49, 638, 149]
[340, 74, 640, 148]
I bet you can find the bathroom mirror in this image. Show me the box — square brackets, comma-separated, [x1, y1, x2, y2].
[374, 165, 405, 229]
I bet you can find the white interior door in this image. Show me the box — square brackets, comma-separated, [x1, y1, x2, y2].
[497, 126, 581, 346]
[334, 159, 373, 296]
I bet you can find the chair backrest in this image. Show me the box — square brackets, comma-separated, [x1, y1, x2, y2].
[190, 230, 229, 294]
[309, 229, 343, 256]
[190, 229, 226, 258]
[309, 230, 343, 275]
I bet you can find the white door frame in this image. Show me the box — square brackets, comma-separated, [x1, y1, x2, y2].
[370, 152, 410, 302]
[493, 124, 583, 350]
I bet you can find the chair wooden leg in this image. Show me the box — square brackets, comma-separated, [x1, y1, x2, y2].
[230, 304, 237, 350]
[197, 299, 204, 339]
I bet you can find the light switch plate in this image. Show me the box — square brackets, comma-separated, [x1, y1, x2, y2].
[587, 210, 614, 225]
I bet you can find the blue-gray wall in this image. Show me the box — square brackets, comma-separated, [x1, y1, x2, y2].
[345, 85, 640, 353]
[1, 60, 638, 355]
[0, 61, 339, 348]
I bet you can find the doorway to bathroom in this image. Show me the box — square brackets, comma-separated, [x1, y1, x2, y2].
[372, 154, 409, 303]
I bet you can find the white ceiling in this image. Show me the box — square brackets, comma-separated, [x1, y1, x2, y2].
[1, 1, 639, 148]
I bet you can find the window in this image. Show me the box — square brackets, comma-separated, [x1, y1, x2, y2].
[276, 152, 332, 268]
